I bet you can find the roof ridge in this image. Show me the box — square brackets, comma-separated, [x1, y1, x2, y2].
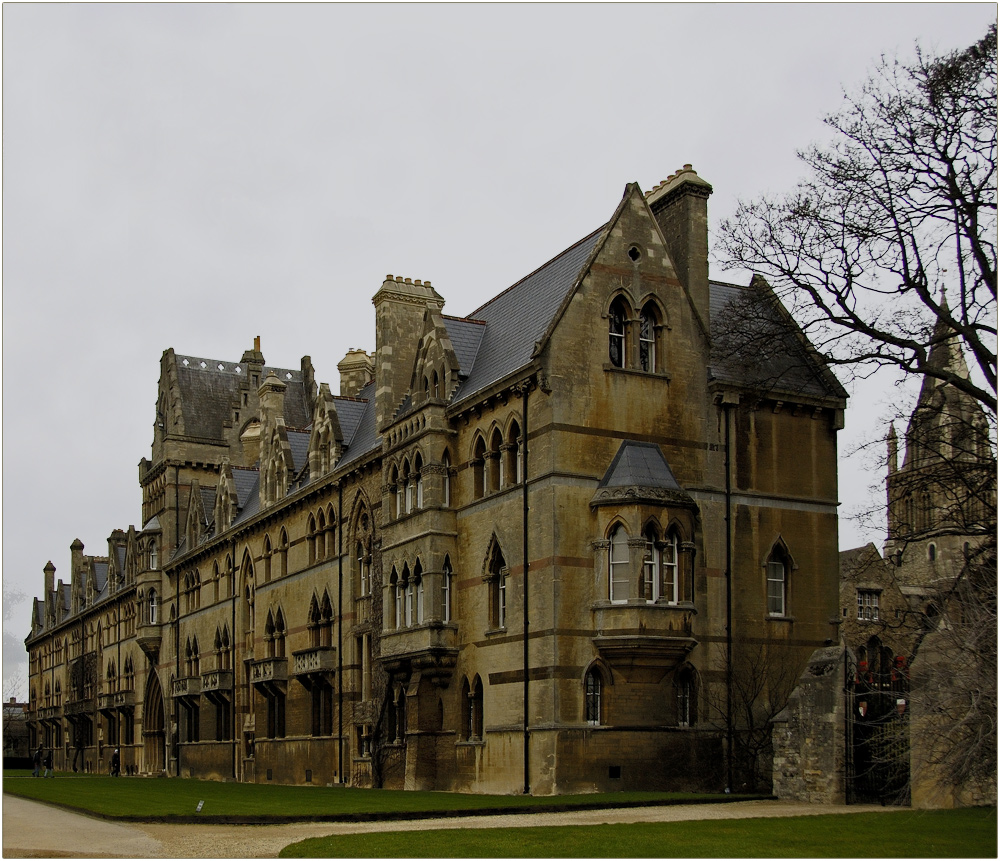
[442, 313, 487, 326]
[469, 224, 607, 318]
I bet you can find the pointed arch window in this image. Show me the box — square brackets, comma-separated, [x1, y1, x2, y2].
[473, 437, 487, 499]
[148, 589, 159, 625]
[414, 453, 424, 509]
[639, 303, 658, 372]
[642, 526, 661, 602]
[663, 530, 680, 604]
[766, 545, 790, 617]
[608, 298, 628, 368]
[442, 450, 452, 507]
[609, 526, 629, 603]
[390, 568, 402, 629]
[489, 429, 502, 492]
[443, 556, 453, 623]
[414, 561, 425, 624]
[487, 544, 507, 630]
[676, 666, 697, 727]
[585, 669, 603, 725]
[357, 540, 370, 598]
[463, 676, 484, 741]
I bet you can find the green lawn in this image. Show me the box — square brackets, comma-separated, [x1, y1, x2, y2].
[2, 771, 758, 822]
[280, 809, 999, 858]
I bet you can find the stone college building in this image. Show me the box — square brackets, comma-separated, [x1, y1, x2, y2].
[25, 167, 847, 794]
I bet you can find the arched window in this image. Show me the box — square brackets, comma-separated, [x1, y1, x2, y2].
[315, 511, 326, 561]
[442, 450, 452, 507]
[390, 568, 402, 629]
[608, 298, 628, 367]
[766, 544, 790, 617]
[403, 459, 414, 513]
[443, 556, 453, 623]
[487, 543, 507, 629]
[320, 591, 334, 648]
[414, 561, 425, 624]
[609, 526, 629, 603]
[414, 453, 424, 510]
[639, 303, 658, 372]
[463, 676, 484, 741]
[676, 666, 697, 727]
[149, 541, 158, 571]
[928, 543, 937, 561]
[663, 530, 680, 604]
[357, 540, 370, 598]
[403, 564, 414, 627]
[394, 465, 405, 517]
[506, 420, 522, 485]
[642, 526, 660, 602]
[489, 429, 503, 491]
[262, 534, 272, 583]
[276, 528, 289, 579]
[308, 595, 322, 648]
[585, 668, 602, 725]
[274, 610, 286, 658]
[473, 436, 487, 499]
[148, 589, 159, 625]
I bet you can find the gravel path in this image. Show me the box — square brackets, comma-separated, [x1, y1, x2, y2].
[3, 794, 893, 858]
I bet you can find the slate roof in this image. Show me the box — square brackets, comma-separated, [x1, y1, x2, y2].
[708, 280, 846, 401]
[336, 382, 381, 469]
[174, 356, 312, 439]
[93, 561, 109, 600]
[597, 440, 685, 491]
[452, 227, 604, 402]
[442, 317, 486, 377]
[592, 440, 697, 509]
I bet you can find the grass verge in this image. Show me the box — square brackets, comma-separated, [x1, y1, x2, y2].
[279, 808, 999, 858]
[2, 771, 759, 822]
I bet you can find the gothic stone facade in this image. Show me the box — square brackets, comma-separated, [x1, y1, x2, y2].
[25, 168, 847, 794]
[835, 320, 996, 808]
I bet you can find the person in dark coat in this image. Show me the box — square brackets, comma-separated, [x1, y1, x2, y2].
[43, 750, 53, 778]
[110, 748, 120, 777]
[32, 746, 42, 778]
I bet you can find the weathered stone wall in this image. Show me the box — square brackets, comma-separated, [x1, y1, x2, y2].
[772, 646, 846, 804]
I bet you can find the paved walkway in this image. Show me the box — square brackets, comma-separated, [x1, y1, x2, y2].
[2, 794, 893, 858]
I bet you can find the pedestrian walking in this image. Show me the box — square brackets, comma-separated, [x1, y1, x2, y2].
[111, 748, 120, 777]
[43, 750, 54, 778]
[32, 745, 42, 778]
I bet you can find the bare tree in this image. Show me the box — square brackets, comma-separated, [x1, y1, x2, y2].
[717, 25, 997, 415]
[708, 642, 801, 793]
[843, 397, 996, 802]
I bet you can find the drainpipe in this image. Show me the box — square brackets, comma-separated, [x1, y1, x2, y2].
[521, 382, 530, 795]
[174, 599, 180, 777]
[231, 538, 237, 780]
[232, 552, 237, 780]
[723, 399, 734, 793]
[337, 481, 344, 784]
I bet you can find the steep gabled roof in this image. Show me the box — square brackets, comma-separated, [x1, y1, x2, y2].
[708, 280, 848, 402]
[452, 227, 604, 402]
[173, 356, 312, 440]
[336, 382, 381, 469]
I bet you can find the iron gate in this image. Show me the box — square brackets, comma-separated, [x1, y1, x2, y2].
[845, 650, 910, 805]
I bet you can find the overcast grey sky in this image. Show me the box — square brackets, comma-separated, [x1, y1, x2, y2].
[3, 2, 996, 688]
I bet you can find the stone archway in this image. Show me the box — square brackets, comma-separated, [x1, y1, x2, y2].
[142, 673, 166, 775]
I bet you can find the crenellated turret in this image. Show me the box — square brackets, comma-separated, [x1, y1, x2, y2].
[373, 275, 445, 431]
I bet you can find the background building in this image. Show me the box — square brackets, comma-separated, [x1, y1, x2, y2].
[25, 169, 846, 793]
[836, 323, 996, 807]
